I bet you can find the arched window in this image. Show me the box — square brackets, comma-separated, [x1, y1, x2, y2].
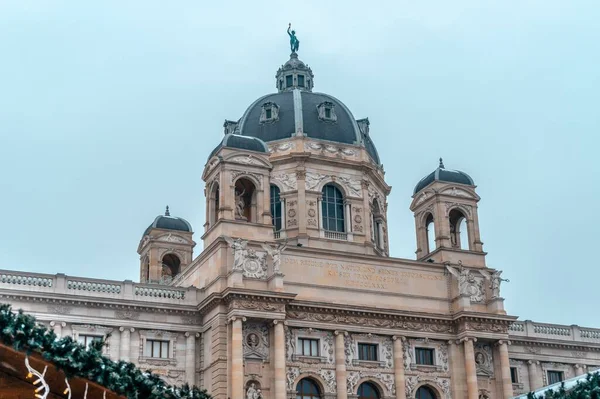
[358, 382, 380, 399]
[449, 208, 469, 250]
[160, 253, 181, 284]
[296, 378, 321, 399]
[322, 184, 345, 232]
[425, 213, 435, 253]
[270, 184, 282, 231]
[372, 200, 382, 248]
[209, 182, 220, 226]
[415, 386, 437, 399]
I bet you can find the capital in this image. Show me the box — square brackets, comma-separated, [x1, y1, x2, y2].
[273, 320, 287, 326]
[527, 360, 539, 366]
[459, 337, 477, 344]
[185, 332, 200, 338]
[119, 327, 135, 333]
[392, 335, 406, 342]
[335, 330, 348, 337]
[496, 340, 511, 346]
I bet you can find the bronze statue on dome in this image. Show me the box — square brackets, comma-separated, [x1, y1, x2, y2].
[288, 23, 299, 53]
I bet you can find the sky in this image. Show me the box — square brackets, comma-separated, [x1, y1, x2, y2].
[0, 1, 598, 326]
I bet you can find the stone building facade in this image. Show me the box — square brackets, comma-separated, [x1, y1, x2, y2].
[1, 51, 599, 399]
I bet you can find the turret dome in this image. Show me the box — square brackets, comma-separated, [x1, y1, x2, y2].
[143, 206, 193, 236]
[413, 158, 474, 194]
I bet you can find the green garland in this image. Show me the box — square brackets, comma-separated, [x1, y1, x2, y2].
[0, 303, 211, 399]
[527, 372, 600, 399]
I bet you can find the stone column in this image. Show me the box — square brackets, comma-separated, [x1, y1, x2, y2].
[119, 327, 134, 362]
[377, 222, 384, 249]
[231, 317, 245, 399]
[527, 360, 541, 391]
[574, 364, 586, 377]
[392, 336, 407, 399]
[281, 199, 286, 230]
[497, 340, 513, 399]
[462, 338, 479, 399]
[185, 332, 199, 386]
[334, 331, 348, 399]
[50, 321, 66, 338]
[344, 202, 352, 233]
[274, 321, 286, 399]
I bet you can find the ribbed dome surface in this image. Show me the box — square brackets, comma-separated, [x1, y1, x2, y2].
[208, 133, 269, 161]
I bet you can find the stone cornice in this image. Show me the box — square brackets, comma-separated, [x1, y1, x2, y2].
[0, 293, 198, 315]
[197, 288, 297, 316]
[510, 338, 600, 352]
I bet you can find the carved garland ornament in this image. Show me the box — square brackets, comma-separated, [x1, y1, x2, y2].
[287, 310, 454, 333]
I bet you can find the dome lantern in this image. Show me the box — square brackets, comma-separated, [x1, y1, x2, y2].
[275, 52, 314, 93]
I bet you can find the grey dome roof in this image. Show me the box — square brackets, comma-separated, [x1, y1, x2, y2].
[208, 133, 269, 161]
[237, 90, 380, 164]
[143, 206, 193, 236]
[414, 159, 474, 194]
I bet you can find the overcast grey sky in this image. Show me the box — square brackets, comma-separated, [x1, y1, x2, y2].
[0, 1, 598, 326]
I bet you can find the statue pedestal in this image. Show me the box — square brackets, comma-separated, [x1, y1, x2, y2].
[228, 269, 244, 288]
[268, 273, 285, 292]
[487, 297, 506, 314]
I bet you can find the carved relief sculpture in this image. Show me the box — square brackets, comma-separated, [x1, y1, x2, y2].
[243, 322, 270, 360]
[224, 237, 267, 278]
[304, 172, 329, 191]
[271, 172, 297, 191]
[474, 342, 494, 376]
[446, 262, 485, 302]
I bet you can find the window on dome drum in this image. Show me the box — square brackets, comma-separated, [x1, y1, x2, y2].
[298, 74, 305, 87]
[77, 334, 102, 349]
[416, 386, 437, 399]
[296, 378, 321, 399]
[415, 348, 435, 365]
[547, 371, 564, 385]
[322, 184, 345, 232]
[144, 339, 170, 359]
[510, 367, 519, 383]
[279, 80, 283, 90]
[286, 75, 293, 88]
[358, 382, 380, 399]
[325, 107, 331, 118]
[270, 185, 282, 231]
[266, 108, 272, 119]
[449, 208, 469, 250]
[298, 338, 319, 357]
[425, 213, 435, 253]
[358, 343, 378, 361]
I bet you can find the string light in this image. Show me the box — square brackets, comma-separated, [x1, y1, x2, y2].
[24, 357, 49, 399]
[63, 377, 71, 399]
[83, 383, 88, 399]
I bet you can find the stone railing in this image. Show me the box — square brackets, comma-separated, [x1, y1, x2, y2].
[0, 269, 200, 306]
[67, 279, 122, 294]
[509, 320, 600, 343]
[0, 273, 53, 288]
[135, 286, 185, 300]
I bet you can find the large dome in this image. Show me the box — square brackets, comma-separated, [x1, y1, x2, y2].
[228, 53, 381, 165]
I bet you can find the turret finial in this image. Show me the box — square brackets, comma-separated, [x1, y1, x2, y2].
[439, 158, 445, 168]
[165, 205, 170, 217]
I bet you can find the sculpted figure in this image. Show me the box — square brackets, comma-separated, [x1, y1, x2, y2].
[480, 269, 509, 299]
[235, 188, 246, 220]
[446, 261, 485, 302]
[224, 236, 248, 271]
[287, 23, 300, 53]
[261, 241, 288, 273]
[246, 383, 257, 399]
